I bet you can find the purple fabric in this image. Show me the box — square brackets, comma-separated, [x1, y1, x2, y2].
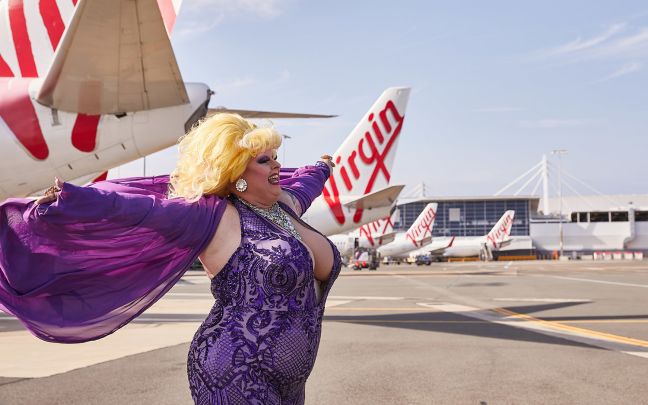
[0, 165, 328, 343]
[187, 197, 341, 404]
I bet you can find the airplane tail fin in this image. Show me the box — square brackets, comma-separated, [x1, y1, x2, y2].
[157, 0, 183, 35]
[0, 0, 182, 79]
[322, 87, 411, 226]
[405, 203, 438, 245]
[485, 210, 515, 248]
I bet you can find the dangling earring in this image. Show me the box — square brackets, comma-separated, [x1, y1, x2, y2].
[235, 178, 248, 192]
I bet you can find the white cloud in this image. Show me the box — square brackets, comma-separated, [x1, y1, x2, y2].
[519, 119, 589, 129]
[547, 23, 626, 56]
[597, 62, 642, 82]
[534, 23, 648, 62]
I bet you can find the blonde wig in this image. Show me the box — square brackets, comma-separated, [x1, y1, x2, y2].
[169, 113, 282, 202]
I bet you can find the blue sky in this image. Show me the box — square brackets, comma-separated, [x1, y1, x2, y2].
[114, 0, 648, 197]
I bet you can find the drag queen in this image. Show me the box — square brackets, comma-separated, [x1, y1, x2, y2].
[0, 114, 341, 404]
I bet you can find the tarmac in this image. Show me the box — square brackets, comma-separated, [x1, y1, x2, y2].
[1, 260, 647, 404]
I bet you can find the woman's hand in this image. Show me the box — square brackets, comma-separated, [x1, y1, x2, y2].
[320, 154, 336, 169]
[35, 178, 63, 205]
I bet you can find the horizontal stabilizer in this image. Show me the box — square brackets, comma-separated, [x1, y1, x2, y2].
[343, 185, 405, 210]
[208, 108, 336, 119]
[36, 0, 188, 114]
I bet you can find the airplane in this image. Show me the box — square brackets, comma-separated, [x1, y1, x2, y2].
[376, 202, 438, 258]
[329, 209, 399, 256]
[301, 87, 410, 236]
[0, 0, 333, 201]
[414, 210, 515, 259]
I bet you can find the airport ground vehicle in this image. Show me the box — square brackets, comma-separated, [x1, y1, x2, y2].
[352, 251, 379, 270]
[414, 254, 432, 265]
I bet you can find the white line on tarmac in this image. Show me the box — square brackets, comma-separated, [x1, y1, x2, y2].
[325, 300, 352, 308]
[547, 276, 648, 288]
[623, 351, 648, 359]
[493, 298, 592, 303]
[417, 302, 648, 359]
[328, 296, 405, 301]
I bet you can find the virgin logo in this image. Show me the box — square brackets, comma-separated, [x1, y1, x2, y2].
[322, 100, 404, 225]
[406, 208, 436, 247]
[358, 215, 394, 247]
[486, 214, 513, 247]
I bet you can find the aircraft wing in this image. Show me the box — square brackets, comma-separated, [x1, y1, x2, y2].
[36, 0, 188, 115]
[428, 236, 455, 255]
[207, 108, 336, 119]
[343, 185, 405, 210]
[376, 231, 397, 246]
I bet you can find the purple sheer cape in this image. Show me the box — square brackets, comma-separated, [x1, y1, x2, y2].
[0, 165, 328, 343]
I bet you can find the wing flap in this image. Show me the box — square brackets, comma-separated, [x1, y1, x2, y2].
[36, 0, 188, 114]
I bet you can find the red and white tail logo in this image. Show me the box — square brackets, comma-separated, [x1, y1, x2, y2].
[405, 203, 437, 247]
[357, 209, 398, 247]
[485, 210, 515, 247]
[0, 0, 182, 79]
[322, 87, 410, 226]
[0, 0, 183, 162]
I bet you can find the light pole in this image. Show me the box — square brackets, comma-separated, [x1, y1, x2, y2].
[552, 149, 568, 258]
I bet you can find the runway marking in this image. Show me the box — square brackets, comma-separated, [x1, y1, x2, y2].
[562, 320, 648, 324]
[325, 300, 352, 308]
[329, 320, 488, 324]
[327, 307, 435, 311]
[547, 276, 648, 289]
[493, 298, 592, 303]
[328, 296, 405, 300]
[623, 352, 648, 359]
[418, 302, 648, 357]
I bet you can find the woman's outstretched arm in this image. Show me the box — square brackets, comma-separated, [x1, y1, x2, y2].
[279, 156, 334, 216]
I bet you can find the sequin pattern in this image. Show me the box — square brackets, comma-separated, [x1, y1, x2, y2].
[187, 198, 341, 404]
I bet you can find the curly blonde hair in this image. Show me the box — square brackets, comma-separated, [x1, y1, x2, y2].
[169, 113, 282, 202]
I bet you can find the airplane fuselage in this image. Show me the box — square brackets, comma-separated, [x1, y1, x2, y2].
[0, 79, 210, 200]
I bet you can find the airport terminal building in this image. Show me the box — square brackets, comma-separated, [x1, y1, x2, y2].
[394, 194, 648, 257]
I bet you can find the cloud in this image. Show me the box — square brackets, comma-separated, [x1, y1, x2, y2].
[597, 62, 642, 82]
[519, 119, 589, 129]
[547, 23, 626, 56]
[534, 23, 648, 62]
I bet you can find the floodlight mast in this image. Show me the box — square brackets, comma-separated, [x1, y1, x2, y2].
[552, 149, 568, 258]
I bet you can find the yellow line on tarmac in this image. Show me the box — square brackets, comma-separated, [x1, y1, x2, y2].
[328, 320, 489, 324]
[561, 319, 648, 324]
[327, 307, 434, 311]
[493, 307, 648, 348]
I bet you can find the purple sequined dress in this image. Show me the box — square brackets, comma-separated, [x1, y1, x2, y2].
[187, 197, 341, 404]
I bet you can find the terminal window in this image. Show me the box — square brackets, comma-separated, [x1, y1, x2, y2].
[589, 211, 609, 222]
[611, 212, 628, 222]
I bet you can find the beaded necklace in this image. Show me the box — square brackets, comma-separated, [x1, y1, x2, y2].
[235, 196, 303, 241]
